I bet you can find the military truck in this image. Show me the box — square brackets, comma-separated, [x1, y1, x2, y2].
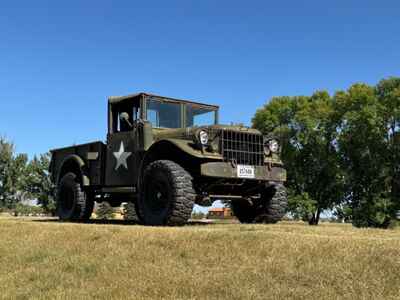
[50, 93, 287, 226]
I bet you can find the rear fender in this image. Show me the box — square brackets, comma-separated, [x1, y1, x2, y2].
[57, 155, 90, 186]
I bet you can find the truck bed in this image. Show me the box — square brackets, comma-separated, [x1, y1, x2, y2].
[50, 141, 106, 186]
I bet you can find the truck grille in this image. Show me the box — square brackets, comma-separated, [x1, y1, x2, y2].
[220, 130, 264, 166]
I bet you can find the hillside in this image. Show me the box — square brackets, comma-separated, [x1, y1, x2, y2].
[0, 218, 399, 299]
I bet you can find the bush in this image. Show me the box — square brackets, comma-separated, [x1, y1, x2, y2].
[13, 203, 44, 217]
[287, 192, 316, 222]
[387, 219, 399, 229]
[191, 212, 206, 220]
[352, 196, 396, 229]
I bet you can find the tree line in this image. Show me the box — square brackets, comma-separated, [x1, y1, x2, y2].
[253, 77, 400, 228]
[0, 138, 54, 214]
[1, 78, 399, 227]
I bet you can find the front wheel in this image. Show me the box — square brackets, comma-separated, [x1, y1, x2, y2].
[232, 184, 288, 224]
[137, 160, 195, 226]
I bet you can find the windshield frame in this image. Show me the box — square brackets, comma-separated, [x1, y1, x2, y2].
[144, 95, 219, 129]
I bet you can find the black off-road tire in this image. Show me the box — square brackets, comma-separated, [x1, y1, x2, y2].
[232, 184, 287, 224]
[256, 184, 288, 223]
[122, 202, 140, 223]
[56, 172, 94, 221]
[137, 160, 195, 226]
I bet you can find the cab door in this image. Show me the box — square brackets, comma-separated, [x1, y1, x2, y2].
[105, 131, 137, 186]
[105, 100, 141, 187]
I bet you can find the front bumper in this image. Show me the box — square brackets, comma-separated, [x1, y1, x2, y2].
[200, 162, 287, 182]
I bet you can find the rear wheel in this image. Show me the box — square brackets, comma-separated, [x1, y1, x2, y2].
[137, 160, 195, 226]
[56, 172, 94, 221]
[232, 184, 287, 224]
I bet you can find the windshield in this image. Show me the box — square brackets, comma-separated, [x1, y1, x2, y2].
[146, 97, 218, 128]
[147, 97, 182, 128]
[186, 104, 217, 127]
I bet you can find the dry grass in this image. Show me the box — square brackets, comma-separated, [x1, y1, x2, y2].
[0, 217, 399, 300]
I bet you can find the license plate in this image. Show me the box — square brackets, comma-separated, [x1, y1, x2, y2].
[237, 165, 255, 179]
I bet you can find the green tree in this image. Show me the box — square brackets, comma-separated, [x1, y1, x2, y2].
[335, 83, 395, 227]
[253, 92, 345, 225]
[0, 138, 28, 209]
[0, 138, 14, 208]
[375, 78, 400, 213]
[25, 153, 55, 214]
[332, 203, 353, 223]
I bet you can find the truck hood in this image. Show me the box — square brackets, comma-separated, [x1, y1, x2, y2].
[150, 124, 283, 163]
[152, 124, 262, 141]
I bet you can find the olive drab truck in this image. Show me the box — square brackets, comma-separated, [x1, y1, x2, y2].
[49, 93, 288, 226]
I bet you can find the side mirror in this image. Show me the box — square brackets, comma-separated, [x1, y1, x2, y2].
[119, 112, 133, 128]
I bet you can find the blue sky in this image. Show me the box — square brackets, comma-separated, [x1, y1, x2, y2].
[0, 0, 399, 157]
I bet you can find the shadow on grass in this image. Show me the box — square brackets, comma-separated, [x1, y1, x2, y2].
[31, 218, 139, 226]
[30, 218, 220, 227]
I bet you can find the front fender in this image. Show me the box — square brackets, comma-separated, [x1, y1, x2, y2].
[161, 138, 221, 159]
[137, 139, 220, 187]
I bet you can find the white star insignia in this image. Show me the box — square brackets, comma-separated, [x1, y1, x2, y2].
[113, 142, 132, 171]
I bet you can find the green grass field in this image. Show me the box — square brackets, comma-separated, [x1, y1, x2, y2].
[0, 217, 399, 300]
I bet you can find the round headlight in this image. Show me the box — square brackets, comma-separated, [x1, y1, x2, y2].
[199, 130, 209, 145]
[268, 139, 279, 153]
